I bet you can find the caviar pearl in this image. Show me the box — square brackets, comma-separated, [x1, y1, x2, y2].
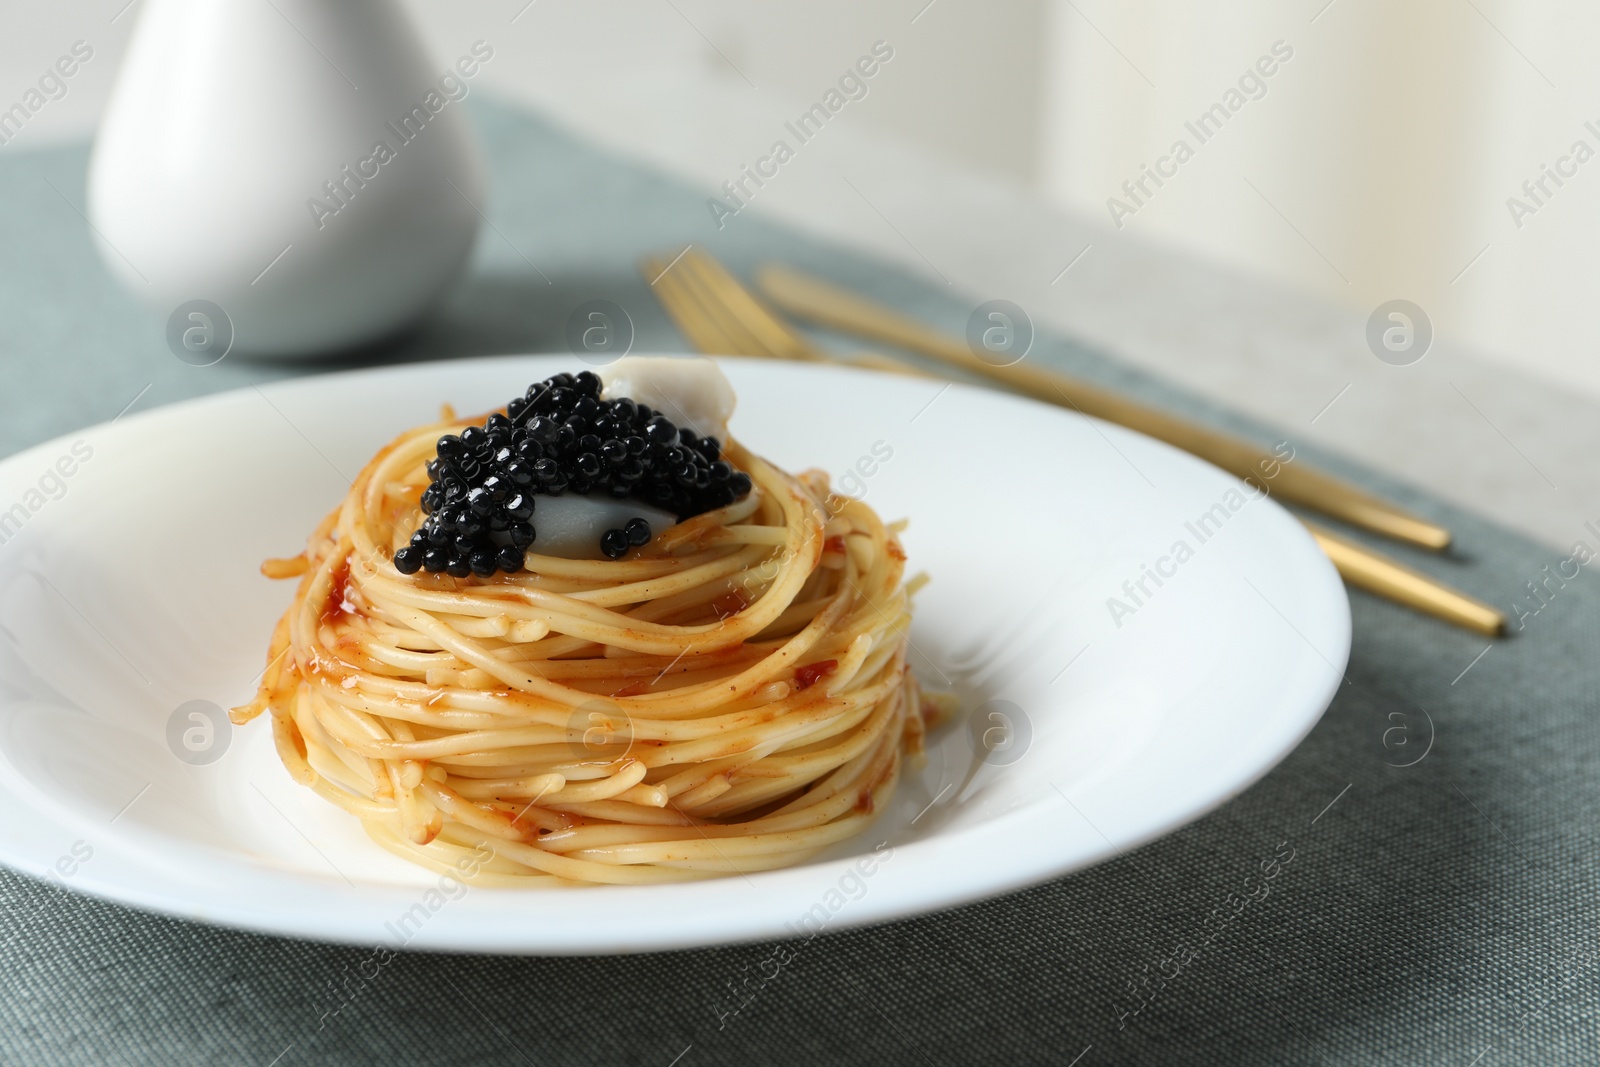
[625, 517, 651, 546]
[600, 528, 630, 559]
[644, 416, 675, 445]
[393, 545, 423, 574]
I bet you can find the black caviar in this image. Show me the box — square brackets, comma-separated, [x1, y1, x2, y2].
[394, 370, 752, 576]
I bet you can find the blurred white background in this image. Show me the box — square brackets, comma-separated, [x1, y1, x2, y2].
[3, 0, 1594, 401]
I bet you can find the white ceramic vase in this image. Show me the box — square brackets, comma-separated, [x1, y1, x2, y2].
[88, 0, 486, 357]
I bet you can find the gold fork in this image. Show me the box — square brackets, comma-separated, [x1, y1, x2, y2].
[641, 248, 1506, 636]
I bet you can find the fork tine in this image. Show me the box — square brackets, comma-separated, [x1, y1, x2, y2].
[642, 254, 745, 356]
[675, 255, 782, 359]
[682, 251, 935, 379]
[665, 251, 807, 363]
[647, 248, 933, 379]
[679, 250, 822, 362]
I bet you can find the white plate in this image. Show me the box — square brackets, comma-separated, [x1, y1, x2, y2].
[0, 355, 1349, 954]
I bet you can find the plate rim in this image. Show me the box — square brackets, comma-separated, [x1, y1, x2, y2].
[0, 353, 1351, 954]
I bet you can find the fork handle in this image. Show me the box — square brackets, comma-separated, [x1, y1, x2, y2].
[757, 264, 1451, 552]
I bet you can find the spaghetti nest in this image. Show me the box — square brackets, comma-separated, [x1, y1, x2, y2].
[232, 410, 930, 885]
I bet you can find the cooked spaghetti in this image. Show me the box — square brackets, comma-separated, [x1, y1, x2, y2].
[232, 378, 932, 885]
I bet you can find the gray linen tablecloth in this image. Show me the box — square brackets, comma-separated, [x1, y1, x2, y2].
[1, 99, 1595, 1066]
